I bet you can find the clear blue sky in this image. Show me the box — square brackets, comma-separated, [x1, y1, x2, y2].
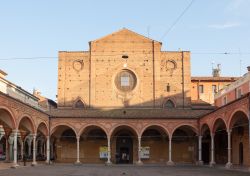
[1, 0, 250, 100]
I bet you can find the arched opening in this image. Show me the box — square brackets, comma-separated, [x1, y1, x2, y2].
[172, 125, 197, 163]
[18, 116, 35, 162]
[201, 124, 211, 164]
[74, 100, 85, 109]
[23, 135, 32, 161]
[0, 108, 15, 162]
[229, 111, 249, 166]
[213, 118, 227, 164]
[36, 122, 48, 161]
[141, 126, 169, 163]
[164, 100, 175, 109]
[51, 125, 77, 163]
[111, 126, 138, 164]
[80, 126, 107, 163]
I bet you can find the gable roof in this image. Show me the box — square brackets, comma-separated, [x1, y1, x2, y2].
[91, 28, 161, 44]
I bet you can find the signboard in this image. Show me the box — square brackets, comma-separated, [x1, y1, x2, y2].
[140, 146, 150, 159]
[99, 146, 108, 159]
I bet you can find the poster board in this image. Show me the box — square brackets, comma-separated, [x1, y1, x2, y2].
[99, 146, 108, 159]
[140, 146, 150, 159]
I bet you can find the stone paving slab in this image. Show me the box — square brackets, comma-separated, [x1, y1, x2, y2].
[0, 164, 249, 176]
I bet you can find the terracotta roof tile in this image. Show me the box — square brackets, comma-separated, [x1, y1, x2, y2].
[191, 76, 239, 82]
[48, 108, 212, 119]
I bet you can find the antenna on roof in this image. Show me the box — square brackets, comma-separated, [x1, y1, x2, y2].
[212, 63, 221, 77]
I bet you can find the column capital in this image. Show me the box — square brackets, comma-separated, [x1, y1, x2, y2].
[227, 129, 232, 133]
[33, 133, 37, 138]
[76, 136, 80, 140]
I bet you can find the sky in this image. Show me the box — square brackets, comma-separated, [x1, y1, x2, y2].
[0, 0, 250, 100]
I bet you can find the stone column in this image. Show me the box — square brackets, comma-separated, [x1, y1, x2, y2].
[225, 130, 232, 168]
[210, 133, 216, 166]
[9, 138, 13, 161]
[11, 130, 18, 168]
[106, 137, 112, 165]
[75, 136, 81, 164]
[197, 135, 203, 165]
[136, 137, 143, 165]
[167, 135, 174, 165]
[32, 134, 37, 166]
[46, 136, 50, 164]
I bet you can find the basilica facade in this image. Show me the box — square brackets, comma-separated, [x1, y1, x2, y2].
[0, 29, 249, 169]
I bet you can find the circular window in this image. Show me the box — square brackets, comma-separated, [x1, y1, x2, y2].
[115, 70, 137, 92]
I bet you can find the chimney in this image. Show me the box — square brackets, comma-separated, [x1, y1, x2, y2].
[212, 64, 221, 77]
[0, 70, 7, 78]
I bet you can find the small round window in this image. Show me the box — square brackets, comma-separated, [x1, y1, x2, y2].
[115, 69, 137, 92]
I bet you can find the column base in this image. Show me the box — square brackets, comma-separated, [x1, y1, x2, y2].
[74, 161, 82, 165]
[45, 160, 51, 165]
[197, 160, 204, 165]
[166, 161, 175, 166]
[209, 161, 216, 167]
[31, 162, 37, 166]
[136, 160, 143, 165]
[11, 163, 19, 169]
[225, 162, 232, 169]
[105, 161, 112, 166]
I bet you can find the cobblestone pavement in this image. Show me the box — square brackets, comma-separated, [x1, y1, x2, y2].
[0, 164, 249, 176]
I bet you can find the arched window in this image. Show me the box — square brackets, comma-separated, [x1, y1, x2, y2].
[75, 100, 85, 109]
[164, 100, 175, 109]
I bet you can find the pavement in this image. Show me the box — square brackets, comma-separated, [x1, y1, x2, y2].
[0, 164, 249, 176]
